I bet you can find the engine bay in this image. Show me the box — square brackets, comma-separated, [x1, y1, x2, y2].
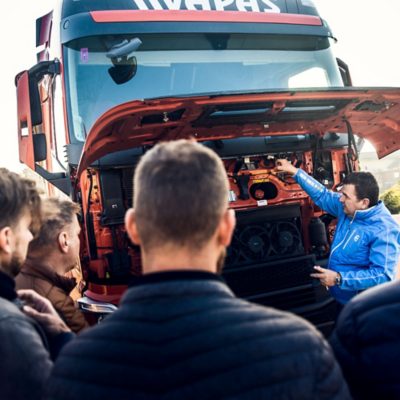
[78, 134, 357, 333]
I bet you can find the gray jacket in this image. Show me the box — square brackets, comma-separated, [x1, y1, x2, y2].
[0, 297, 53, 400]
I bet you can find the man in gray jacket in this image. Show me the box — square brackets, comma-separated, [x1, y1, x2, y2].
[48, 140, 350, 400]
[0, 168, 73, 400]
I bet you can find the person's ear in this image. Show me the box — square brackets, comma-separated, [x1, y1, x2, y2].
[58, 231, 69, 254]
[361, 198, 370, 209]
[125, 208, 141, 245]
[217, 209, 236, 247]
[0, 227, 13, 255]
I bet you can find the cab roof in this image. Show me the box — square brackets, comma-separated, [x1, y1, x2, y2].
[61, 0, 321, 18]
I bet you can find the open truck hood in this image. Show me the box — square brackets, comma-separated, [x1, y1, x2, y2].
[77, 88, 400, 177]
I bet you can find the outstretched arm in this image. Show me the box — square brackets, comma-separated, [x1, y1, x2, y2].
[276, 159, 343, 217]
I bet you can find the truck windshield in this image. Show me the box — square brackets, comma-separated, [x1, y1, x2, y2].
[64, 33, 343, 142]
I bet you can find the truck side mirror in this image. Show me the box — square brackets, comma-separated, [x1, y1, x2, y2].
[16, 70, 36, 170]
[336, 58, 352, 87]
[15, 60, 60, 166]
[15, 59, 69, 194]
[15, 59, 61, 132]
[33, 133, 47, 162]
[28, 59, 61, 126]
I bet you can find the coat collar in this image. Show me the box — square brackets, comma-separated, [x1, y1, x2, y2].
[129, 270, 224, 286]
[0, 269, 17, 301]
[124, 270, 232, 303]
[351, 200, 384, 222]
[21, 258, 77, 294]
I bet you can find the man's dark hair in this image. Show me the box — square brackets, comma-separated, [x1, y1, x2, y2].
[0, 168, 41, 234]
[133, 140, 229, 251]
[342, 171, 379, 207]
[29, 197, 80, 252]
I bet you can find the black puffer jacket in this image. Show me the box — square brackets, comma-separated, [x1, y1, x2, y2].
[330, 280, 400, 400]
[47, 271, 350, 400]
[0, 293, 52, 400]
[0, 270, 72, 400]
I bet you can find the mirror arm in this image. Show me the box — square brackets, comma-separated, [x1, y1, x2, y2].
[28, 59, 61, 127]
[28, 59, 60, 82]
[35, 164, 70, 195]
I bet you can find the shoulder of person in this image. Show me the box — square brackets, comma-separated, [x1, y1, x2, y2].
[0, 298, 48, 345]
[0, 297, 26, 322]
[338, 281, 400, 333]
[333, 281, 400, 357]
[46, 284, 70, 303]
[354, 280, 400, 308]
[234, 298, 326, 342]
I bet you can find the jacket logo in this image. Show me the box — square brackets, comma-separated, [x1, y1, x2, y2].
[354, 234, 360, 242]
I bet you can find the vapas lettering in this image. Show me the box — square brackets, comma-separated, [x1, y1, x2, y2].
[132, 0, 281, 12]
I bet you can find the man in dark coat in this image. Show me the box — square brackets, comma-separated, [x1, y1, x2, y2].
[47, 140, 350, 400]
[0, 168, 73, 400]
[330, 280, 400, 400]
[16, 197, 89, 333]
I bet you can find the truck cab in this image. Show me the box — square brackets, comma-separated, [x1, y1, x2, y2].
[15, 0, 400, 334]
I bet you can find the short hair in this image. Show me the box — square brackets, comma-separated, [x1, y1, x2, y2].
[133, 140, 229, 251]
[342, 171, 379, 207]
[29, 197, 81, 251]
[0, 168, 41, 235]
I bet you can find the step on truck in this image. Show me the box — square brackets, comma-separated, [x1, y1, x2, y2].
[15, 0, 400, 334]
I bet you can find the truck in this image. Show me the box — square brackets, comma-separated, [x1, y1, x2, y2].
[15, 0, 400, 334]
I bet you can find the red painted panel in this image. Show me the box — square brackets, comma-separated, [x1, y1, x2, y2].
[16, 72, 35, 170]
[75, 88, 400, 179]
[36, 11, 53, 47]
[90, 10, 322, 25]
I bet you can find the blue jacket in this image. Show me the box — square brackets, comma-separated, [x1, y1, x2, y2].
[295, 169, 400, 304]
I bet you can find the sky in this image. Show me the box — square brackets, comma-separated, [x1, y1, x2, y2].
[2, 0, 400, 171]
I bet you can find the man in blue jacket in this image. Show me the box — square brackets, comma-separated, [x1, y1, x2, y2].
[276, 159, 400, 306]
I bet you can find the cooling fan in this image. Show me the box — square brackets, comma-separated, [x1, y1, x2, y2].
[238, 225, 271, 262]
[270, 221, 302, 256]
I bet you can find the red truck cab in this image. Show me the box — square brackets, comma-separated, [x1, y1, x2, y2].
[15, 0, 400, 334]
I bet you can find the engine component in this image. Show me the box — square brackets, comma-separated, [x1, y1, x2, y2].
[99, 170, 126, 226]
[234, 174, 250, 200]
[313, 150, 334, 187]
[249, 182, 278, 201]
[225, 205, 304, 269]
[270, 221, 303, 256]
[223, 254, 315, 301]
[309, 217, 329, 258]
[238, 225, 271, 262]
[309, 217, 328, 247]
[228, 190, 237, 202]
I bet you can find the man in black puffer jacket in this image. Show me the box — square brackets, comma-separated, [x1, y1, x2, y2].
[47, 140, 350, 400]
[330, 280, 400, 399]
[0, 169, 73, 400]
